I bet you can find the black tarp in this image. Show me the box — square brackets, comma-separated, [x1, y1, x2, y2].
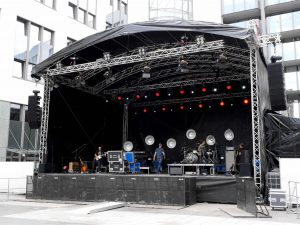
[265, 111, 300, 158]
[32, 20, 252, 75]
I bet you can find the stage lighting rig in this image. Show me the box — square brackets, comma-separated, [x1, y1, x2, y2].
[180, 35, 188, 45]
[270, 55, 282, 63]
[196, 35, 205, 45]
[142, 65, 151, 78]
[70, 55, 78, 65]
[103, 52, 111, 61]
[178, 59, 189, 73]
[138, 47, 146, 57]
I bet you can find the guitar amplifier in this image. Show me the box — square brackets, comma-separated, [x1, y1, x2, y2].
[107, 151, 123, 162]
[109, 162, 124, 173]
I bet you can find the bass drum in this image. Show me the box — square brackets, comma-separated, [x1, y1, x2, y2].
[183, 152, 199, 164]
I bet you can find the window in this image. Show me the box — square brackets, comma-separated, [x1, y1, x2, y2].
[283, 42, 295, 61]
[296, 41, 300, 59]
[266, 0, 293, 6]
[13, 17, 54, 80]
[13, 60, 24, 78]
[121, 2, 127, 15]
[78, 8, 85, 23]
[267, 11, 300, 33]
[223, 0, 233, 14]
[10, 104, 21, 121]
[223, 0, 257, 14]
[35, 0, 55, 9]
[285, 72, 297, 90]
[68, 0, 96, 28]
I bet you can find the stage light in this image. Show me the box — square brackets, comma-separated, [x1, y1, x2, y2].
[142, 65, 151, 78]
[136, 94, 141, 100]
[180, 89, 185, 95]
[105, 99, 109, 103]
[212, 83, 218, 92]
[243, 98, 249, 105]
[168, 93, 171, 96]
[196, 35, 205, 45]
[201, 87, 207, 93]
[170, 108, 173, 112]
[155, 91, 160, 97]
[198, 103, 203, 108]
[241, 84, 246, 90]
[139, 47, 146, 57]
[154, 110, 157, 113]
[191, 90, 195, 94]
[126, 97, 129, 100]
[162, 107, 166, 112]
[143, 108, 147, 113]
[226, 83, 232, 91]
[117, 96, 122, 101]
[220, 100, 225, 107]
[189, 107, 192, 110]
[103, 52, 111, 61]
[179, 59, 189, 73]
[144, 95, 148, 99]
[180, 105, 184, 110]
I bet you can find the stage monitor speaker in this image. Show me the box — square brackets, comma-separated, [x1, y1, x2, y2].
[28, 95, 42, 129]
[238, 163, 251, 177]
[267, 62, 287, 111]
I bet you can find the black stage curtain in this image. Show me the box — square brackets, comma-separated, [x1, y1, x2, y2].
[47, 86, 123, 172]
[129, 101, 252, 163]
[265, 111, 300, 159]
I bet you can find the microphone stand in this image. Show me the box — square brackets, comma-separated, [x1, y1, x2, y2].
[72, 143, 86, 161]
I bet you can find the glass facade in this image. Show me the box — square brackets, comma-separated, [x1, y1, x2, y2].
[223, 0, 257, 14]
[269, 40, 300, 61]
[35, 0, 56, 9]
[267, 11, 300, 33]
[68, 0, 97, 28]
[13, 18, 54, 81]
[266, 0, 293, 6]
[149, 0, 193, 20]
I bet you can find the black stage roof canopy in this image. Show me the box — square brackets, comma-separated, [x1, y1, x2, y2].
[32, 20, 253, 102]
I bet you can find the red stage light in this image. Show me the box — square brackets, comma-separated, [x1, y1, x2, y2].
[143, 108, 147, 113]
[226, 85, 232, 90]
[155, 92, 160, 97]
[117, 96, 122, 101]
[136, 94, 141, 100]
[180, 89, 185, 95]
[198, 103, 203, 108]
[220, 101, 225, 107]
[201, 87, 207, 92]
[180, 105, 184, 110]
[243, 98, 249, 105]
[162, 107, 166, 112]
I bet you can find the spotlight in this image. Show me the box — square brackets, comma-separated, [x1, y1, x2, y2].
[144, 95, 148, 99]
[70, 55, 79, 65]
[220, 100, 225, 107]
[180, 35, 188, 45]
[226, 83, 232, 91]
[142, 65, 151, 78]
[179, 59, 189, 73]
[201, 87, 207, 93]
[180, 105, 184, 110]
[191, 90, 195, 94]
[196, 35, 205, 45]
[212, 84, 218, 92]
[180, 89, 185, 95]
[139, 47, 146, 57]
[168, 92, 171, 97]
[143, 108, 147, 113]
[155, 91, 160, 97]
[103, 52, 111, 61]
[243, 98, 249, 105]
[198, 103, 203, 108]
[117, 96, 122, 101]
[162, 107, 166, 112]
[240, 81, 247, 90]
[136, 94, 141, 100]
[105, 99, 109, 103]
[126, 97, 129, 100]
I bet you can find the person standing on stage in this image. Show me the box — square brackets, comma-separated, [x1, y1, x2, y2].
[153, 143, 165, 173]
[94, 146, 103, 173]
[197, 139, 206, 160]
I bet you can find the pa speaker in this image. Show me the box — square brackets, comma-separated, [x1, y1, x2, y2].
[238, 163, 251, 177]
[267, 62, 287, 111]
[28, 95, 41, 129]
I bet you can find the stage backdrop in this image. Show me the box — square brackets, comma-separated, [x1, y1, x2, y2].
[129, 99, 252, 163]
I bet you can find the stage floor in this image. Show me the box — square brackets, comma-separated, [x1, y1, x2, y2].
[27, 173, 237, 205]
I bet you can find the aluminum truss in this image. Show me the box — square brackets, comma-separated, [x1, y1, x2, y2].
[44, 40, 224, 76]
[39, 76, 51, 164]
[123, 104, 129, 143]
[104, 74, 248, 95]
[133, 92, 250, 107]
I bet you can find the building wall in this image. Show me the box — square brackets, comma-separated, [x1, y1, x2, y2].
[0, 0, 104, 161]
[221, 0, 300, 117]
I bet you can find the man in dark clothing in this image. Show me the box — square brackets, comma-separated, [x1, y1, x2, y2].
[153, 143, 165, 173]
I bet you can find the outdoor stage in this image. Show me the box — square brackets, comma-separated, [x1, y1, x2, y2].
[27, 174, 237, 206]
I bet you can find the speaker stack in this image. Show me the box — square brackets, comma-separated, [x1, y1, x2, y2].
[267, 62, 287, 111]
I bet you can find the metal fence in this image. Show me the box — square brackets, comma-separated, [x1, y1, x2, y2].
[288, 181, 300, 219]
[0, 177, 27, 201]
